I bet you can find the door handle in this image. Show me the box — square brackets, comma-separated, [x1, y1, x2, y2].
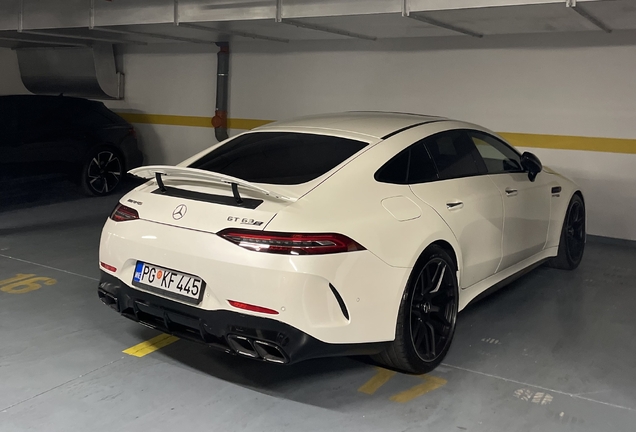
[446, 201, 464, 210]
[505, 188, 518, 197]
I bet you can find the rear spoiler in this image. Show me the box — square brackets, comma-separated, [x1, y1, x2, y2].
[129, 165, 297, 203]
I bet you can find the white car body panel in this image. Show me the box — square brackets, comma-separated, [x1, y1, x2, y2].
[488, 172, 552, 271]
[99, 112, 581, 354]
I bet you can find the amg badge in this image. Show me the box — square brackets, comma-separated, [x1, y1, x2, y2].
[227, 216, 264, 226]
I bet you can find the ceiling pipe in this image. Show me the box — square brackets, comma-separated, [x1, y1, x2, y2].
[212, 42, 230, 142]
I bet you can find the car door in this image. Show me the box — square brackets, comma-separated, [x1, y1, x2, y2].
[0, 97, 21, 166]
[409, 130, 504, 289]
[467, 130, 551, 271]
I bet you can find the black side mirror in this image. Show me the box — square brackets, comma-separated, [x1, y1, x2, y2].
[521, 152, 542, 182]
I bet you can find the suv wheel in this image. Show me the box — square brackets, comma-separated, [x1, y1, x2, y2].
[81, 147, 124, 196]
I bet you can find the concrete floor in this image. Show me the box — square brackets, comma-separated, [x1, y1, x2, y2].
[1, 176, 636, 432]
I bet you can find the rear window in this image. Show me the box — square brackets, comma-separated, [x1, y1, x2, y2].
[92, 103, 127, 124]
[189, 132, 368, 185]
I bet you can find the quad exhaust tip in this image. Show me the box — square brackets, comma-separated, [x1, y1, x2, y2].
[227, 334, 288, 364]
[98, 289, 119, 310]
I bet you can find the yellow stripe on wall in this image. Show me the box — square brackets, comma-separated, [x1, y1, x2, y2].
[228, 118, 274, 129]
[115, 111, 636, 155]
[116, 112, 274, 130]
[499, 132, 636, 155]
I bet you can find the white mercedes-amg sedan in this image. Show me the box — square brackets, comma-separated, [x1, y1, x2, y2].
[98, 112, 585, 373]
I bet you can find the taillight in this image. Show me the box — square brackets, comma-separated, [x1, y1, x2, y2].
[110, 203, 139, 222]
[217, 229, 366, 255]
[128, 127, 137, 138]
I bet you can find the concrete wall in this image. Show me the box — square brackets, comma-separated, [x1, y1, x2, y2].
[105, 45, 219, 165]
[1, 32, 636, 240]
[0, 48, 28, 94]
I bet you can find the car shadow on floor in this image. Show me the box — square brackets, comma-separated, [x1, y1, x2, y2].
[134, 326, 382, 409]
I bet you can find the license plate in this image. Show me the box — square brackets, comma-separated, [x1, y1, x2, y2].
[133, 262, 204, 302]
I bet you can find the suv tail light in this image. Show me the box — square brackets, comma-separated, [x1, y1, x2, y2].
[217, 229, 365, 255]
[110, 204, 139, 222]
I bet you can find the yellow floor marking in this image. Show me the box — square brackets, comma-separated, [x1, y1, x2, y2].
[358, 367, 397, 395]
[123, 334, 179, 357]
[0, 274, 36, 286]
[389, 375, 447, 403]
[1, 277, 56, 294]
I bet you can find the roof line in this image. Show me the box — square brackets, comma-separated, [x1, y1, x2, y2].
[381, 120, 447, 140]
[345, 110, 445, 119]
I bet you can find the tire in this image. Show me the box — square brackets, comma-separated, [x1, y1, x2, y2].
[373, 245, 459, 374]
[548, 194, 586, 270]
[80, 146, 125, 196]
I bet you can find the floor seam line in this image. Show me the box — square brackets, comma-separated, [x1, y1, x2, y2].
[0, 253, 99, 281]
[0, 358, 123, 413]
[442, 363, 634, 412]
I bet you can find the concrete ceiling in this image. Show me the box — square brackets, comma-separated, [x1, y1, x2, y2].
[0, 0, 635, 48]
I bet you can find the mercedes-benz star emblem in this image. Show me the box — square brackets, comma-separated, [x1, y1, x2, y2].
[172, 204, 187, 220]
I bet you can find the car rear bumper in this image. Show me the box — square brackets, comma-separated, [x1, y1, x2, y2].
[100, 218, 409, 345]
[98, 271, 389, 364]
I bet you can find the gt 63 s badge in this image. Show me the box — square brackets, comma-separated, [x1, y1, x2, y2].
[228, 216, 264, 226]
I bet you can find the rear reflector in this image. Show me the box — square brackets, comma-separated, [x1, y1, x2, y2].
[100, 262, 117, 272]
[228, 300, 279, 315]
[110, 204, 139, 222]
[217, 229, 366, 255]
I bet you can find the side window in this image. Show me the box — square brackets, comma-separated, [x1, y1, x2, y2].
[19, 100, 57, 132]
[375, 142, 438, 185]
[424, 130, 482, 180]
[469, 131, 523, 174]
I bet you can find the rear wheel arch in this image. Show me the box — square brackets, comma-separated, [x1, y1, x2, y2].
[413, 236, 462, 285]
[574, 190, 584, 206]
[430, 240, 457, 270]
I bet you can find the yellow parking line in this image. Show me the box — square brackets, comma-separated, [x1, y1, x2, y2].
[358, 367, 397, 395]
[389, 375, 447, 403]
[123, 333, 179, 357]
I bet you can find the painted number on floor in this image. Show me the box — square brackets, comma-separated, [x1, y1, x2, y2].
[0, 273, 57, 294]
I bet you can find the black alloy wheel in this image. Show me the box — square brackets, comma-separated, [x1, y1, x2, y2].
[409, 258, 457, 362]
[549, 194, 586, 270]
[565, 199, 585, 264]
[374, 245, 459, 374]
[82, 149, 123, 196]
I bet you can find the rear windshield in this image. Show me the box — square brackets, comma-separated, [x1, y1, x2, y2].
[189, 132, 368, 185]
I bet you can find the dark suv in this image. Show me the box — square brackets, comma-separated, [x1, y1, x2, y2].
[0, 95, 143, 196]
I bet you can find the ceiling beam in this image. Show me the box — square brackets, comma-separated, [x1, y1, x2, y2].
[92, 27, 217, 44]
[406, 13, 483, 38]
[0, 35, 87, 47]
[21, 29, 147, 45]
[280, 19, 377, 41]
[179, 22, 289, 43]
[410, 0, 599, 12]
[567, 1, 612, 33]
